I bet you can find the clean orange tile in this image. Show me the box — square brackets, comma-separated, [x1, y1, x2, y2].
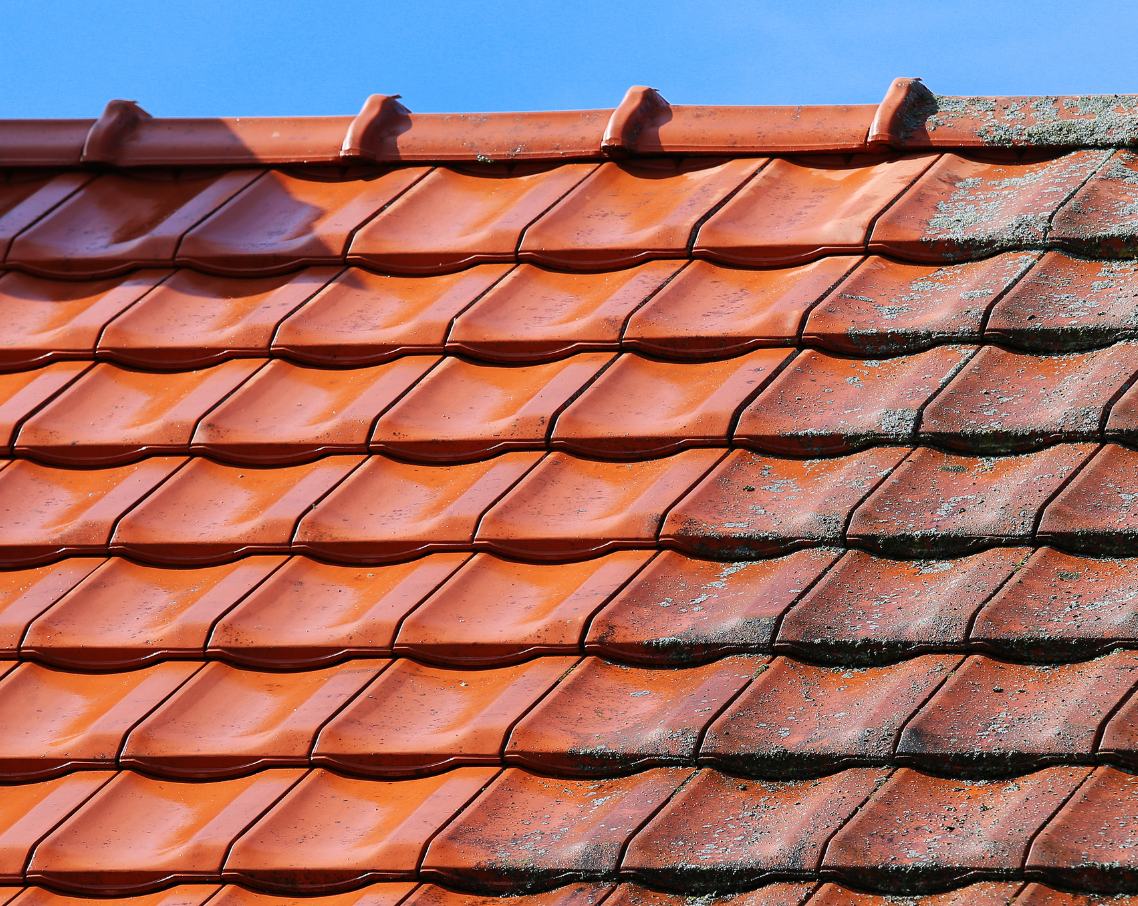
[295, 453, 538, 562]
[349, 164, 596, 273]
[122, 661, 380, 777]
[448, 262, 681, 362]
[273, 266, 513, 366]
[0, 458, 185, 566]
[205, 884, 414, 906]
[209, 555, 467, 668]
[17, 360, 262, 465]
[552, 349, 791, 458]
[396, 551, 651, 665]
[520, 158, 764, 269]
[314, 657, 572, 775]
[194, 357, 436, 463]
[179, 168, 429, 274]
[0, 363, 91, 452]
[23, 556, 284, 668]
[112, 456, 362, 564]
[623, 258, 858, 359]
[696, 154, 935, 266]
[0, 661, 198, 780]
[0, 559, 102, 658]
[477, 450, 724, 560]
[9, 885, 223, 906]
[0, 172, 92, 260]
[0, 270, 167, 369]
[98, 268, 339, 368]
[372, 354, 610, 461]
[8, 171, 260, 277]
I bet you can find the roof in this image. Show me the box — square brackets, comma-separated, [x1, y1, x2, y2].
[0, 77, 1137, 905]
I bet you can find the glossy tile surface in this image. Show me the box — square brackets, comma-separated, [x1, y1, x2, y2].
[0, 363, 91, 452]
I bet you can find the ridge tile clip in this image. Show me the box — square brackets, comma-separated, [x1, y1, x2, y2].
[868, 77, 935, 150]
[602, 85, 670, 156]
[81, 99, 152, 166]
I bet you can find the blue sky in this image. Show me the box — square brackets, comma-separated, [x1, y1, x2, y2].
[5, 0, 1138, 117]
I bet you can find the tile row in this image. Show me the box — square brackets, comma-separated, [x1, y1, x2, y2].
[2, 546, 1137, 670]
[0, 881, 1122, 906]
[6, 250, 1138, 377]
[12, 340, 1138, 463]
[4, 442, 1138, 565]
[3, 150, 1138, 279]
[0, 764, 1135, 895]
[5, 646, 1138, 781]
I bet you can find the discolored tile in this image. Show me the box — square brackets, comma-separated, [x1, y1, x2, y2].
[586, 549, 838, 665]
[315, 657, 573, 776]
[448, 262, 681, 363]
[0, 363, 91, 452]
[552, 349, 791, 458]
[194, 357, 436, 464]
[209, 555, 467, 668]
[17, 360, 262, 465]
[372, 354, 609, 462]
[737, 346, 974, 455]
[224, 768, 497, 892]
[622, 768, 886, 889]
[599, 885, 813, 906]
[696, 155, 934, 266]
[397, 551, 651, 666]
[806, 883, 1022, 906]
[702, 655, 958, 777]
[1094, 681, 1138, 768]
[295, 453, 538, 562]
[1051, 150, 1138, 258]
[1038, 443, 1138, 555]
[112, 456, 362, 564]
[849, 444, 1096, 556]
[23, 556, 284, 668]
[0, 559, 103, 658]
[400, 883, 611, 906]
[661, 447, 906, 559]
[476, 450, 723, 560]
[1013, 886, 1137, 906]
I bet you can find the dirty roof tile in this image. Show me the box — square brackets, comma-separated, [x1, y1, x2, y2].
[0, 772, 110, 884]
[897, 651, 1138, 772]
[622, 258, 857, 360]
[209, 554, 467, 668]
[402, 883, 612, 906]
[17, 360, 262, 465]
[0, 270, 168, 369]
[121, 661, 380, 778]
[274, 265, 513, 366]
[112, 456, 362, 564]
[294, 453, 538, 562]
[29, 770, 303, 894]
[1095, 678, 1138, 767]
[802, 254, 1038, 356]
[0, 661, 198, 780]
[448, 262, 681, 363]
[396, 551, 651, 666]
[98, 268, 339, 368]
[178, 168, 428, 274]
[1050, 150, 1138, 258]
[823, 766, 1090, 892]
[348, 164, 596, 274]
[422, 767, 689, 890]
[1103, 366, 1138, 442]
[9, 171, 260, 278]
[1014, 886, 1138, 906]
[736, 346, 974, 455]
[476, 450, 723, 560]
[23, 556, 284, 669]
[585, 549, 838, 666]
[848, 444, 1096, 556]
[971, 547, 1138, 660]
[0, 172, 91, 260]
[1026, 766, 1138, 893]
[0, 457, 185, 566]
[194, 357, 436, 464]
[520, 158, 764, 270]
[0, 558, 103, 658]
[702, 655, 958, 777]
[224, 768, 497, 892]
[921, 343, 1138, 452]
[986, 253, 1138, 351]
[661, 447, 907, 559]
[1038, 443, 1138, 555]
[777, 548, 1023, 665]
[552, 349, 790, 458]
[0, 363, 91, 453]
[695, 155, 934, 267]
[807, 882, 1021, 905]
[601, 884, 814, 906]
[372, 354, 609, 462]
[506, 656, 761, 774]
[314, 657, 572, 776]
[870, 151, 1110, 262]
[623, 768, 886, 890]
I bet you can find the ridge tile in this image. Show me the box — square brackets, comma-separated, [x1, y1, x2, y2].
[1038, 443, 1138, 555]
[0, 559, 104, 658]
[0, 363, 92, 451]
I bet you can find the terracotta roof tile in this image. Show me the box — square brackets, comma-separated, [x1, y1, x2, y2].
[0, 173, 92, 260]
[0, 365, 91, 453]
[206, 884, 413, 906]
[601, 884, 814, 906]
[1051, 150, 1138, 258]
[0, 559, 103, 657]
[10, 885, 223, 905]
[403, 884, 608, 906]
[807, 882, 1020, 905]
[1038, 443, 1138, 554]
